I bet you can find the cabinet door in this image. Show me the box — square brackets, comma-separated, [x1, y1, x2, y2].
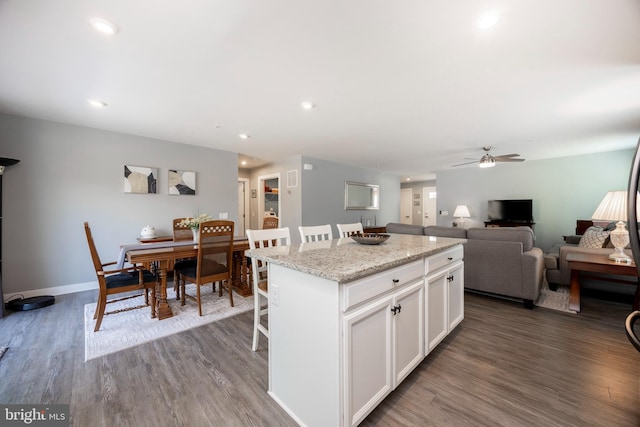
[426, 269, 448, 352]
[344, 296, 393, 427]
[393, 280, 425, 386]
[448, 262, 464, 331]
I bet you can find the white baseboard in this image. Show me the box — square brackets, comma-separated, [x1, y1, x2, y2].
[4, 281, 96, 301]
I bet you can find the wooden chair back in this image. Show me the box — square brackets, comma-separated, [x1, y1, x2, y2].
[337, 222, 363, 237]
[196, 220, 235, 283]
[84, 222, 105, 273]
[262, 216, 279, 229]
[298, 224, 333, 242]
[173, 218, 193, 242]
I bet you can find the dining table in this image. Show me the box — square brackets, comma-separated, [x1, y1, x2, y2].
[124, 236, 251, 320]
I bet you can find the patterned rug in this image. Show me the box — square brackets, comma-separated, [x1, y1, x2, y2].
[84, 284, 253, 361]
[534, 281, 576, 314]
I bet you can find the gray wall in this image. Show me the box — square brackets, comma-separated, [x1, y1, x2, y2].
[436, 148, 634, 251]
[300, 156, 400, 240]
[0, 113, 238, 295]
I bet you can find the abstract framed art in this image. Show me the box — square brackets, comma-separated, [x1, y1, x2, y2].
[124, 165, 158, 194]
[168, 169, 196, 195]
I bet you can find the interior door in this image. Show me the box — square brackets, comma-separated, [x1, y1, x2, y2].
[422, 186, 437, 226]
[237, 180, 248, 237]
[400, 189, 412, 224]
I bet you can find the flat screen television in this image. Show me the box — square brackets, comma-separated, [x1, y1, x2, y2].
[488, 199, 533, 223]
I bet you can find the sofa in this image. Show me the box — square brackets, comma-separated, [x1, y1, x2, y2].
[386, 223, 544, 307]
[544, 221, 631, 287]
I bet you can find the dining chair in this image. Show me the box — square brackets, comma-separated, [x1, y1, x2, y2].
[336, 222, 364, 237]
[298, 224, 333, 242]
[84, 222, 157, 332]
[172, 217, 197, 299]
[246, 227, 291, 351]
[262, 216, 279, 229]
[177, 220, 235, 315]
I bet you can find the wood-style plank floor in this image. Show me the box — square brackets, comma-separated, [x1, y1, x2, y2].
[0, 289, 638, 426]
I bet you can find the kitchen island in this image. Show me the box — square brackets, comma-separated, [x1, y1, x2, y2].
[246, 233, 466, 427]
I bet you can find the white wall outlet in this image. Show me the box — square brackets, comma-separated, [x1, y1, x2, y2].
[271, 284, 280, 306]
[219, 212, 228, 219]
[440, 210, 449, 216]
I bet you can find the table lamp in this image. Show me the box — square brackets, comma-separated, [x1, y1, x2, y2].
[591, 190, 634, 262]
[453, 205, 471, 228]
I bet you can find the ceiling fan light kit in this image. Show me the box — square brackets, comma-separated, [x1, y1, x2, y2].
[479, 155, 496, 168]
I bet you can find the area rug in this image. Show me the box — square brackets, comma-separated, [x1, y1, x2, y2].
[534, 281, 576, 314]
[84, 285, 253, 361]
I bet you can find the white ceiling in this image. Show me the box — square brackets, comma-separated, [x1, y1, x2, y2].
[1, 0, 640, 181]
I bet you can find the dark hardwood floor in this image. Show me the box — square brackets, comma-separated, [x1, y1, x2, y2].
[0, 289, 638, 426]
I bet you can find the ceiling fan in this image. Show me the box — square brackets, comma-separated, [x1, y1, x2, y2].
[453, 146, 525, 168]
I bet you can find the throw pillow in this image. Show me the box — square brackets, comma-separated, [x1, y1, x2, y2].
[578, 226, 610, 248]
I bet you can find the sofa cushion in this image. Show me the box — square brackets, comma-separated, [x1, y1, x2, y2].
[424, 226, 467, 239]
[385, 223, 425, 235]
[466, 226, 534, 252]
[578, 226, 610, 248]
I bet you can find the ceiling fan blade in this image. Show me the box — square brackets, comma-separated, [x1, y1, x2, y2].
[452, 160, 479, 167]
[493, 154, 520, 159]
[495, 157, 525, 162]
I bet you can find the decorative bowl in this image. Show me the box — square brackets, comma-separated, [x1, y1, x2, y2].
[351, 233, 391, 245]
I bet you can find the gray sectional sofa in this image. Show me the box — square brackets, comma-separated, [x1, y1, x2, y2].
[386, 223, 544, 307]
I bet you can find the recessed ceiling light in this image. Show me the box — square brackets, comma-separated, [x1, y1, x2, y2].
[239, 133, 250, 139]
[477, 11, 500, 30]
[91, 18, 118, 35]
[300, 101, 315, 110]
[241, 160, 247, 166]
[88, 99, 107, 108]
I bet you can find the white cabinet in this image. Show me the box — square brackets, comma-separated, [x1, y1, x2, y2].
[344, 276, 424, 426]
[393, 281, 425, 385]
[426, 246, 464, 353]
[344, 295, 393, 427]
[426, 269, 449, 351]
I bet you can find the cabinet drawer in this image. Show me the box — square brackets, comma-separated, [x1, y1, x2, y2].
[342, 260, 423, 312]
[425, 245, 463, 274]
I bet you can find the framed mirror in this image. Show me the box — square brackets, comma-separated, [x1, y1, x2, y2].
[345, 181, 379, 210]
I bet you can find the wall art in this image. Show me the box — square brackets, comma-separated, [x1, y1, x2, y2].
[168, 170, 196, 195]
[124, 165, 157, 194]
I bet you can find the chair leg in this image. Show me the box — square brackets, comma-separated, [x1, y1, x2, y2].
[94, 294, 107, 332]
[196, 283, 202, 317]
[252, 292, 260, 351]
[227, 280, 234, 307]
[180, 274, 186, 306]
[174, 278, 180, 300]
[93, 292, 103, 320]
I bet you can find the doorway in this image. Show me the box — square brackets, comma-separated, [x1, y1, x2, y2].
[258, 173, 281, 229]
[422, 186, 437, 226]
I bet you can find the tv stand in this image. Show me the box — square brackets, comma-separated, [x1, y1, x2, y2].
[485, 220, 535, 230]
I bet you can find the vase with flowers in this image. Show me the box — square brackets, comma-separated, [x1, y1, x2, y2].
[178, 213, 214, 242]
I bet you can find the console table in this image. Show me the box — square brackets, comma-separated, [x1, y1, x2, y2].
[566, 253, 640, 312]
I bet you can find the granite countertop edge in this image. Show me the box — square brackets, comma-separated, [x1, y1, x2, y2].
[246, 234, 466, 284]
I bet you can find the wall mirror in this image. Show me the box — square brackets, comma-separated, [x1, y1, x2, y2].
[345, 181, 379, 210]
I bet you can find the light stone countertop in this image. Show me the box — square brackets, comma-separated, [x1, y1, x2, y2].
[245, 233, 466, 284]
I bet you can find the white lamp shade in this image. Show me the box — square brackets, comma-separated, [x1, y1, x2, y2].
[453, 205, 471, 218]
[591, 191, 640, 221]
